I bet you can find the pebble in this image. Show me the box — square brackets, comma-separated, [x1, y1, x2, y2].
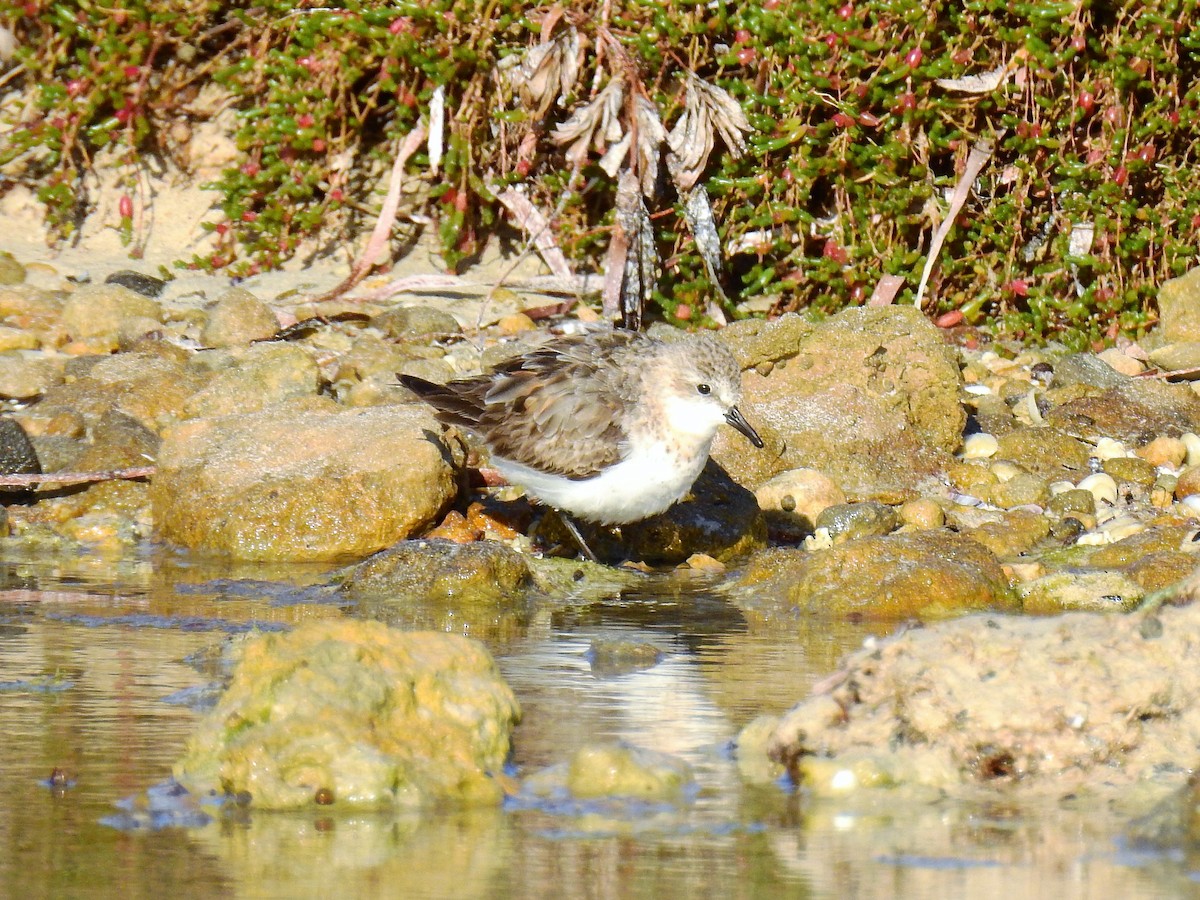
[105, 270, 168, 298]
[898, 498, 944, 529]
[1096, 347, 1146, 376]
[1174, 465, 1200, 500]
[960, 432, 998, 459]
[1137, 435, 1187, 469]
[1183, 433, 1200, 467]
[754, 467, 846, 529]
[1091, 437, 1130, 460]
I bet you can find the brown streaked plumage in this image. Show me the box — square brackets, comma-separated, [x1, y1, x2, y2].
[400, 328, 762, 528]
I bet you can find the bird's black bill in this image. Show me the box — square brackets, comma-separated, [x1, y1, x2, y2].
[725, 406, 764, 448]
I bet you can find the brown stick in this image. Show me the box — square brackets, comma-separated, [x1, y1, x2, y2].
[0, 466, 156, 488]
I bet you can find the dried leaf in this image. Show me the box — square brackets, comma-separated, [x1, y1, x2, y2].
[605, 170, 656, 329]
[550, 78, 625, 166]
[667, 73, 750, 192]
[681, 185, 729, 312]
[935, 65, 1010, 94]
[632, 94, 665, 196]
[597, 131, 632, 178]
[428, 85, 445, 176]
[508, 28, 582, 118]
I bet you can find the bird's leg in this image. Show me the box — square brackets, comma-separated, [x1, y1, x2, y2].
[555, 510, 600, 564]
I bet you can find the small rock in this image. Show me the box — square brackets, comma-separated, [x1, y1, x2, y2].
[588, 640, 663, 676]
[566, 743, 693, 801]
[182, 343, 320, 418]
[814, 501, 899, 542]
[497, 313, 535, 335]
[60, 284, 162, 341]
[1174, 465, 1200, 500]
[1157, 266, 1200, 342]
[373, 305, 461, 341]
[1137, 435, 1187, 469]
[1102, 456, 1157, 487]
[754, 467, 846, 534]
[0, 353, 59, 399]
[0, 417, 40, 487]
[0, 326, 38, 352]
[898, 497, 944, 529]
[961, 432, 999, 459]
[1096, 347, 1146, 377]
[988, 471, 1049, 509]
[200, 287, 280, 347]
[0, 251, 26, 286]
[1046, 488, 1096, 519]
[104, 270, 167, 298]
[1148, 342, 1200, 373]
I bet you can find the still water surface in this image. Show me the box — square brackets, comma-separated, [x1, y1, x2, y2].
[0, 550, 1193, 898]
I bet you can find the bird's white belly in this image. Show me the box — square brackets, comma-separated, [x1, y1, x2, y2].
[491, 440, 711, 524]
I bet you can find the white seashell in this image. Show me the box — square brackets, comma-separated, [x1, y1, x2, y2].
[1180, 494, 1200, 516]
[1078, 473, 1118, 505]
[963, 383, 994, 396]
[961, 432, 999, 459]
[1075, 531, 1110, 546]
[1022, 390, 1045, 426]
[1091, 437, 1130, 461]
[1048, 480, 1077, 496]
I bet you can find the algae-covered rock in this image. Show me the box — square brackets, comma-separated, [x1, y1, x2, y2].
[713, 307, 963, 500]
[957, 507, 1051, 560]
[522, 742, 694, 803]
[814, 500, 899, 542]
[173, 620, 520, 809]
[152, 404, 455, 561]
[1019, 570, 1144, 614]
[33, 349, 206, 435]
[1046, 379, 1200, 444]
[730, 530, 1017, 622]
[993, 427, 1092, 481]
[343, 539, 534, 639]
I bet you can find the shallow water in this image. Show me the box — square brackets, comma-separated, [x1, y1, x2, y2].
[0, 550, 1194, 898]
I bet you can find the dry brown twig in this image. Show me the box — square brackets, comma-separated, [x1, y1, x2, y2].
[0, 466, 156, 488]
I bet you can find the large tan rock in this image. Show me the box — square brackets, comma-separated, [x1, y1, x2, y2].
[152, 404, 456, 561]
[713, 307, 963, 501]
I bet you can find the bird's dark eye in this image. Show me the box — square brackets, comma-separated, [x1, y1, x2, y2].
[697, 383, 711, 395]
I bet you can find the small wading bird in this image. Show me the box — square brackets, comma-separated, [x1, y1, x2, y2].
[400, 328, 763, 561]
